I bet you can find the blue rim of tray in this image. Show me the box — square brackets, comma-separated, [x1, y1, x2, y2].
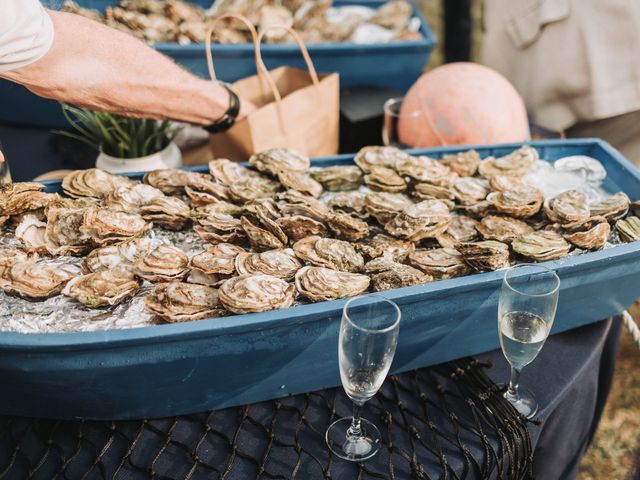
[2, 138, 638, 349]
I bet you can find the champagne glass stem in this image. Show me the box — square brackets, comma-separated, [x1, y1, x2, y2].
[506, 367, 521, 402]
[347, 402, 364, 437]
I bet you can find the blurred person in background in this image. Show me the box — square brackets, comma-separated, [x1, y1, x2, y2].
[482, 0, 640, 166]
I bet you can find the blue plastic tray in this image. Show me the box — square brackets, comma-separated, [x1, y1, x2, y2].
[1, 139, 638, 420]
[0, 0, 434, 128]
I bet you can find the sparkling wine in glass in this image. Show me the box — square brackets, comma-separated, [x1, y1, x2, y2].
[326, 293, 401, 461]
[498, 264, 560, 418]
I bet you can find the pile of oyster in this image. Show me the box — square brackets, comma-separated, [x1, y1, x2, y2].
[61, 0, 421, 45]
[0, 144, 637, 329]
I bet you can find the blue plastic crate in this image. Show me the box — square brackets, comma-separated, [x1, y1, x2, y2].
[0, 139, 638, 420]
[0, 0, 434, 128]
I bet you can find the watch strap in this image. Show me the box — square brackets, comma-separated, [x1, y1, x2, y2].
[204, 83, 240, 134]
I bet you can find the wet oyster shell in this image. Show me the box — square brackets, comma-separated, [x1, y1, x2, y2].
[0, 182, 58, 217]
[62, 269, 141, 307]
[395, 156, 455, 186]
[615, 216, 640, 242]
[365, 192, 413, 225]
[80, 207, 151, 246]
[208, 158, 263, 186]
[451, 177, 490, 205]
[102, 183, 164, 213]
[512, 230, 571, 261]
[235, 248, 302, 280]
[275, 215, 329, 242]
[458, 241, 510, 271]
[354, 146, 412, 173]
[488, 175, 527, 192]
[0, 246, 31, 272]
[440, 150, 480, 177]
[384, 200, 451, 241]
[62, 168, 135, 199]
[487, 186, 544, 218]
[241, 216, 287, 251]
[409, 248, 470, 279]
[543, 190, 590, 225]
[15, 215, 48, 254]
[249, 148, 309, 175]
[413, 182, 455, 203]
[82, 237, 153, 273]
[144, 169, 228, 200]
[229, 176, 281, 203]
[364, 167, 407, 192]
[189, 243, 245, 275]
[194, 224, 245, 244]
[293, 235, 364, 272]
[326, 191, 368, 218]
[45, 206, 92, 256]
[478, 146, 538, 178]
[436, 214, 479, 247]
[295, 266, 370, 301]
[145, 282, 226, 323]
[277, 170, 323, 198]
[370, 263, 430, 292]
[0, 261, 73, 299]
[139, 195, 191, 231]
[219, 274, 296, 314]
[589, 192, 630, 222]
[325, 211, 369, 242]
[134, 243, 189, 282]
[562, 216, 610, 250]
[310, 166, 363, 191]
[476, 215, 534, 243]
[356, 234, 415, 262]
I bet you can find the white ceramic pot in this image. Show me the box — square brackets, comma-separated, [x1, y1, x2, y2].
[95, 142, 182, 174]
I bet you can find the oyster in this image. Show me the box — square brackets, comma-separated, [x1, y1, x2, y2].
[615, 216, 640, 242]
[354, 146, 412, 173]
[62, 269, 141, 307]
[356, 234, 415, 262]
[478, 146, 538, 178]
[45, 205, 92, 256]
[189, 243, 245, 276]
[325, 211, 370, 241]
[458, 241, 510, 271]
[241, 208, 288, 251]
[384, 200, 451, 241]
[277, 170, 323, 198]
[145, 282, 226, 323]
[80, 207, 151, 246]
[364, 167, 407, 192]
[192, 205, 245, 244]
[62, 169, 135, 199]
[370, 263, 430, 292]
[488, 175, 527, 192]
[293, 235, 364, 272]
[134, 243, 189, 282]
[370, 0, 412, 30]
[409, 248, 470, 279]
[412, 182, 455, 203]
[589, 192, 630, 222]
[82, 237, 152, 273]
[543, 190, 590, 225]
[396, 156, 456, 186]
[144, 169, 229, 200]
[139, 195, 191, 230]
[487, 186, 544, 218]
[219, 274, 296, 314]
[295, 266, 370, 301]
[476, 215, 534, 243]
[259, 5, 294, 42]
[235, 248, 302, 280]
[208, 158, 263, 186]
[0, 182, 58, 217]
[436, 214, 479, 247]
[440, 150, 480, 177]
[102, 183, 164, 213]
[326, 191, 368, 218]
[15, 215, 48, 254]
[310, 166, 363, 191]
[229, 176, 281, 203]
[365, 192, 413, 224]
[0, 247, 31, 272]
[249, 148, 310, 175]
[275, 215, 329, 241]
[451, 177, 490, 205]
[512, 230, 571, 261]
[563, 216, 610, 250]
[0, 261, 73, 299]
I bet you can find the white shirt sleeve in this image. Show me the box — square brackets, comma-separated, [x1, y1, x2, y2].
[0, 0, 54, 72]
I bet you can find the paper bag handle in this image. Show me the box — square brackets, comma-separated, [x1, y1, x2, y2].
[205, 15, 259, 81]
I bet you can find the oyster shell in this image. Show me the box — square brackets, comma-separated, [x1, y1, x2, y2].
[249, 148, 310, 175]
[589, 192, 630, 222]
[145, 282, 226, 323]
[488, 175, 526, 192]
[440, 150, 480, 177]
[370, 0, 412, 30]
[0, 246, 31, 272]
[409, 248, 470, 279]
[543, 190, 590, 225]
[293, 235, 364, 272]
[275, 215, 329, 241]
[80, 207, 151, 246]
[356, 234, 415, 262]
[277, 170, 323, 198]
[476, 215, 534, 243]
[310, 166, 363, 191]
[364, 192, 413, 224]
[62, 169, 135, 199]
[615, 216, 640, 242]
[325, 211, 369, 241]
[451, 177, 490, 205]
[326, 191, 368, 218]
[364, 167, 407, 192]
[189, 243, 245, 276]
[0, 261, 73, 299]
[563, 216, 610, 250]
[370, 263, 430, 292]
[512, 230, 571, 261]
[235, 248, 302, 279]
[0, 182, 58, 217]
[295, 266, 370, 301]
[82, 237, 153, 273]
[15, 215, 48, 254]
[62, 269, 141, 307]
[44, 205, 92, 256]
[208, 158, 263, 186]
[436, 214, 479, 247]
[134, 243, 189, 282]
[102, 183, 164, 213]
[354, 146, 412, 173]
[241, 208, 288, 251]
[219, 274, 296, 314]
[396, 156, 456, 186]
[458, 241, 510, 271]
[144, 168, 229, 200]
[413, 182, 455, 204]
[229, 176, 281, 203]
[384, 200, 451, 241]
[487, 186, 544, 218]
[478, 146, 538, 178]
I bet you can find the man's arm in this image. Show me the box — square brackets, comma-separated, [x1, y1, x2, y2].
[0, 10, 253, 125]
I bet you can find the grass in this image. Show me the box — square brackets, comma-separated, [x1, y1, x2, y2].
[416, 2, 640, 478]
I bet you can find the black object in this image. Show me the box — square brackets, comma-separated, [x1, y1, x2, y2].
[203, 83, 240, 134]
[443, 0, 472, 63]
[339, 85, 401, 154]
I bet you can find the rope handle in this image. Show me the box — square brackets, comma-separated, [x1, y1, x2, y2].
[622, 310, 640, 349]
[205, 14, 259, 81]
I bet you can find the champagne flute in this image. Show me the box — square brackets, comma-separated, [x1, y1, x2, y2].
[326, 293, 401, 461]
[0, 142, 11, 186]
[498, 264, 560, 418]
[382, 97, 422, 148]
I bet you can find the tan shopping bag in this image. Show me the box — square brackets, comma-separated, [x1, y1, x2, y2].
[205, 17, 340, 161]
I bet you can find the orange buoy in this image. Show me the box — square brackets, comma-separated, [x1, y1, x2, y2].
[398, 62, 530, 147]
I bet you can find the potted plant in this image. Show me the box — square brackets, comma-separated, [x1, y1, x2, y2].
[55, 105, 182, 173]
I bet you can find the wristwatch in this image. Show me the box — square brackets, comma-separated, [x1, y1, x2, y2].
[203, 82, 240, 134]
